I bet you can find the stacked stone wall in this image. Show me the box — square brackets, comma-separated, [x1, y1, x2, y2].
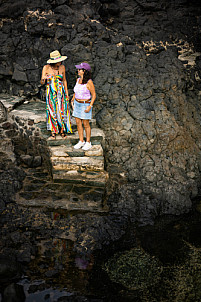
[0, 100, 51, 207]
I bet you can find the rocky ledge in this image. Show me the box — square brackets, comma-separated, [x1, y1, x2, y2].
[1, 0, 201, 223]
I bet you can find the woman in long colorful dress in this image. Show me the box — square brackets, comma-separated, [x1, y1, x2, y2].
[41, 50, 73, 139]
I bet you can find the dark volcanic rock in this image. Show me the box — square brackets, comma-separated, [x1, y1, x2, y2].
[0, 1, 27, 18]
[54, 5, 74, 16]
[0, 0, 201, 224]
[0, 256, 21, 283]
[0, 102, 7, 123]
[2, 283, 25, 302]
[12, 65, 28, 83]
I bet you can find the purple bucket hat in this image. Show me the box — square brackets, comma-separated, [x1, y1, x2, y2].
[75, 62, 91, 71]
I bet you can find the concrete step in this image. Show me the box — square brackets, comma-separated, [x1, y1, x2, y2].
[53, 170, 108, 187]
[49, 144, 103, 157]
[52, 156, 105, 172]
[47, 128, 104, 146]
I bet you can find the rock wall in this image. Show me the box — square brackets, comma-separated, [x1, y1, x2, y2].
[1, 0, 201, 222]
[101, 46, 201, 224]
[0, 100, 51, 208]
[0, 101, 25, 207]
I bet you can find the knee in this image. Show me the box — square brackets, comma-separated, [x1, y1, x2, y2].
[83, 120, 90, 128]
[76, 118, 82, 126]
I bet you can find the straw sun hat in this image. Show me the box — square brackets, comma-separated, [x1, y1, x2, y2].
[47, 50, 67, 64]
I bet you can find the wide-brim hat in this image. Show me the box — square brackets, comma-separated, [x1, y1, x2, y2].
[47, 50, 67, 64]
[75, 62, 91, 71]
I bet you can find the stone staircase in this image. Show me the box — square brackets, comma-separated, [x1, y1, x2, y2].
[0, 94, 109, 213]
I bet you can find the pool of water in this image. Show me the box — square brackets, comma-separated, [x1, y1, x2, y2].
[2, 206, 201, 302]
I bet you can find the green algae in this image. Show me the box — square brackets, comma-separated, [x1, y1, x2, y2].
[103, 247, 163, 290]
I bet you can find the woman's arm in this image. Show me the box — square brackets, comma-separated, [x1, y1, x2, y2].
[40, 65, 48, 85]
[62, 65, 69, 100]
[71, 93, 75, 109]
[85, 80, 96, 112]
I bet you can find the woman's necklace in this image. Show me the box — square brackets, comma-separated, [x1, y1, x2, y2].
[51, 66, 59, 75]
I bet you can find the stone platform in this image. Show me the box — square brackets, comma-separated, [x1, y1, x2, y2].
[0, 94, 109, 213]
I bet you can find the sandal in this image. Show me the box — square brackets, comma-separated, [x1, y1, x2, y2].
[61, 132, 67, 139]
[50, 133, 56, 140]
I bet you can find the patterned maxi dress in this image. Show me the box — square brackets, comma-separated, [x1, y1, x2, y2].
[46, 74, 72, 134]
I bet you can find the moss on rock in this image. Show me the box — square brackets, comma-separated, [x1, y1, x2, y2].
[103, 247, 162, 290]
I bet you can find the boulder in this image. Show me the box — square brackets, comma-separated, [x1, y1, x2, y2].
[2, 283, 25, 302]
[12, 65, 28, 83]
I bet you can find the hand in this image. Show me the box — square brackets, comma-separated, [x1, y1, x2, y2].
[71, 100, 74, 110]
[41, 78, 47, 85]
[84, 105, 92, 113]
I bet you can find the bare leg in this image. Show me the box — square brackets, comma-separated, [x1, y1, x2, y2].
[83, 119, 91, 142]
[76, 117, 84, 141]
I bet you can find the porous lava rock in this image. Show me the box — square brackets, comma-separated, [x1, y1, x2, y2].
[0, 0, 201, 222]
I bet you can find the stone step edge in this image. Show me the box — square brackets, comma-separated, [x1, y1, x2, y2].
[47, 128, 105, 144]
[0, 95, 26, 112]
[49, 146, 103, 158]
[16, 196, 109, 213]
[51, 156, 105, 172]
[20, 181, 106, 188]
[38, 118, 97, 128]
[52, 166, 104, 172]
[52, 170, 108, 186]
[51, 155, 104, 161]
[52, 178, 106, 187]
[16, 192, 104, 202]
[47, 136, 103, 146]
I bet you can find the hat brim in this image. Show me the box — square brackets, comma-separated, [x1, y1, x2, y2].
[47, 56, 67, 64]
[75, 64, 82, 69]
[75, 64, 91, 71]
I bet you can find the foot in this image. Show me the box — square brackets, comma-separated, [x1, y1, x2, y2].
[82, 142, 92, 151]
[61, 133, 67, 139]
[50, 133, 56, 140]
[74, 140, 85, 149]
